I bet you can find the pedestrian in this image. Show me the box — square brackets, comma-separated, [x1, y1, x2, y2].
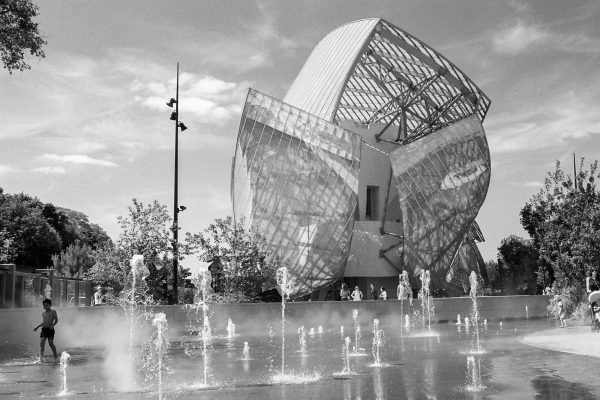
[351, 286, 363, 301]
[379, 287, 387, 300]
[339, 283, 350, 301]
[33, 298, 59, 362]
[369, 283, 378, 300]
[587, 270, 599, 293]
[93, 286, 103, 306]
[553, 296, 567, 328]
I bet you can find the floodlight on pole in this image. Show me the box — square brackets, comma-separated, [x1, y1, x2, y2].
[166, 62, 190, 305]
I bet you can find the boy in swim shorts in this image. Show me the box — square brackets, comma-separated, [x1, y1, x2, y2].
[33, 298, 59, 362]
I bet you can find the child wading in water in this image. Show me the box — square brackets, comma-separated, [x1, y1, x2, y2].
[33, 299, 59, 362]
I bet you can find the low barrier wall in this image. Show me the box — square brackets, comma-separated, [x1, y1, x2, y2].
[0, 295, 549, 350]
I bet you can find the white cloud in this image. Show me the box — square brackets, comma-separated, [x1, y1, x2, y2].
[43, 154, 118, 167]
[132, 70, 246, 126]
[32, 166, 67, 174]
[519, 181, 543, 188]
[486, 82, 600, 154]
[493, 20, 548, 54]
[493, 18, 600, 55]
[0, 165, 16, 175]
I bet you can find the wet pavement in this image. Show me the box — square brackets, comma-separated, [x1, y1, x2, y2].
[1, 319, 600, 399]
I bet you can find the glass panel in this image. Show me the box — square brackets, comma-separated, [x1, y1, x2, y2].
[14, 275, 23, 308]
[232, 89, 362, 296]
[390, 115, 490, 288]
[67, 281, 76, 305]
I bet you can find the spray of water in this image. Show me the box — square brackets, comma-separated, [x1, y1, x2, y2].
[371, 319, 385, 366]
[58, 351, 71, 396]
[469, 271, 483, 353]
[465, 355, 485, 391]
[342, 337, 352, 374]
[298, 325, 307, 354]
[352, 309, 361, 353]
[142, 313, 169, 400]
[419, 270, 433, 331]
[242, 342, 250, 361]
[276, 267, 294, 377]
[227, 318, 236, 338]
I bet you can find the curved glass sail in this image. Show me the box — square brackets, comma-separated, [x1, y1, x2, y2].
[232, 89, 362, 295]
[389, 115, 491, 288]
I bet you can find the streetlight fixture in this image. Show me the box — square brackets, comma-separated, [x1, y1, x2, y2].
[166, 62, 189, 305]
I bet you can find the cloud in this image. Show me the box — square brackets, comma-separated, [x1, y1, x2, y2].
[32, 166, 67, 174]
[43, 154, 118, 167]
[493, 18, 600, 55]
[0, 165, 16, 175]
[132, 71, 245, 126]
[493, 20, 548, 54]
[517, 181, 543, 188]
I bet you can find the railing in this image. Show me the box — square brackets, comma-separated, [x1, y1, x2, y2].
[0, 264, 93, 308]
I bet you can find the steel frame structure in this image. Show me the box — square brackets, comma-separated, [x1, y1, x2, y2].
[232, 18, 492, 296]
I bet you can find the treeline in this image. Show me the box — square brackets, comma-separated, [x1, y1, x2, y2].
[486, 159, 600, 307]
[0, 187, 111, 271]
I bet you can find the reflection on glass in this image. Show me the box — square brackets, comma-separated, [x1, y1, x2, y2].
[232, 89, 362, 295]
[390, 115, 491, 288]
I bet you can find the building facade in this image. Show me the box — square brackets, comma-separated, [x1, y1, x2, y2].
[231, 18, 491, 297]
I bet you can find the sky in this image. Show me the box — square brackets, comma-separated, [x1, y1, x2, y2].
[1, 0, 599, 273]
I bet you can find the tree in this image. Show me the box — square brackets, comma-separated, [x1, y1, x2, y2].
[0, 229, 17, 263]
[0, 0, 47, 73]
[521, 159, 600, 304]
[52, 243, 95, 278]
[186, 216, 278, 302]
[84, 243, 128, 294]
[86, 199, 189, 303]
[0, 190, 61, 268]
[497, 235, 540, 294]
[0, 187, 111, 268]
[485, 259, 501, 293]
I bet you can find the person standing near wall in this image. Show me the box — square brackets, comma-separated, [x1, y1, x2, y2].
[369, 283, 378, 300]
[379, 287, 387, 300]
[340, 283, 350, 301]
[587, 270, 599, 293]
[351, 286, 363, 301]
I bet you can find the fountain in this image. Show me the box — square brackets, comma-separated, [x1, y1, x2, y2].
[142, 313, 169, 400]
[57, 351, 71, 396]
[226, 318, 236, 338]
[298, 325, 307, 354]
[404, 314, 410, 329]
[525, 305, 529, 320]
[191, 270, 213, 387]
[465, 355, 485, 392]
[340, 326, 344, 335]
[469, 271, 483, 353]
[318, 326, 323, 334]
[371, 319, 385, 366]
[464, 317, 470, 331]
[456, 314, 461, 325]
[242, 342, 251, 361]
[275, 266, 293, 379]
[125, 255, 150, 358]
[397, 271, 413, 333]
[350, 309, 365, 355]
[308, 327, 315, 336]
[342, 337, 352, 374]
[419, 270, 433, 331]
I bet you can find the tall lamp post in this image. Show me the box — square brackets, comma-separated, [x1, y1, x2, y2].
[166, 62, 188, 304]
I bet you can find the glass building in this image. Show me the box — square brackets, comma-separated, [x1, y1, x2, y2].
[231, 18, 491, 297]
